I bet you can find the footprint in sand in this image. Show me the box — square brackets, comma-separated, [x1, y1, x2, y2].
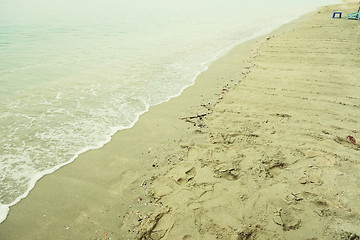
[213, 165, 240, 181]
[273, 207, 302, 231]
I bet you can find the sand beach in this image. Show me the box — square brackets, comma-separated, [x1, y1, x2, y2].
[0, 1, 359, 239]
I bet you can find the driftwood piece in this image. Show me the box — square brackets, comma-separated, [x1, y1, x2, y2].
[180, 113, 207, 120]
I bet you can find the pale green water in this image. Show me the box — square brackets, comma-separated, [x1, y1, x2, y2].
[0, 0, 340, 222]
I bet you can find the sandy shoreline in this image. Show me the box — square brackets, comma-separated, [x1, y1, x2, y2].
[1, 1, 360, 239]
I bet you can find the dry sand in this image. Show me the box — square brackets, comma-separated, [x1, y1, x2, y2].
[0, 2, 359, 240]
[136, 2, 360, 239]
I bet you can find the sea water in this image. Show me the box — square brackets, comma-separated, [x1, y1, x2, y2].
[0, 0, 340, 223]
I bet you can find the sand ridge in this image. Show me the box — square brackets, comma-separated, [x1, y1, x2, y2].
[135, 3, 360, 239]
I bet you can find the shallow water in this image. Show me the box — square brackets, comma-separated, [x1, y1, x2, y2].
[0, 0, 340, 222]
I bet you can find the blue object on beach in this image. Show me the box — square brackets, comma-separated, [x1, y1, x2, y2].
[346, 11, 360, 20]
[332, 12, 342, 18]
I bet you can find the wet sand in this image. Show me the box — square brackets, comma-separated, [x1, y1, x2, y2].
[1, 1, 360, 239]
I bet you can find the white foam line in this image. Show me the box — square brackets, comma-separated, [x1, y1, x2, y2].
[0, 0, 341, 224]
[0, 103, 150, 224]
[0, 204, 9, 223]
